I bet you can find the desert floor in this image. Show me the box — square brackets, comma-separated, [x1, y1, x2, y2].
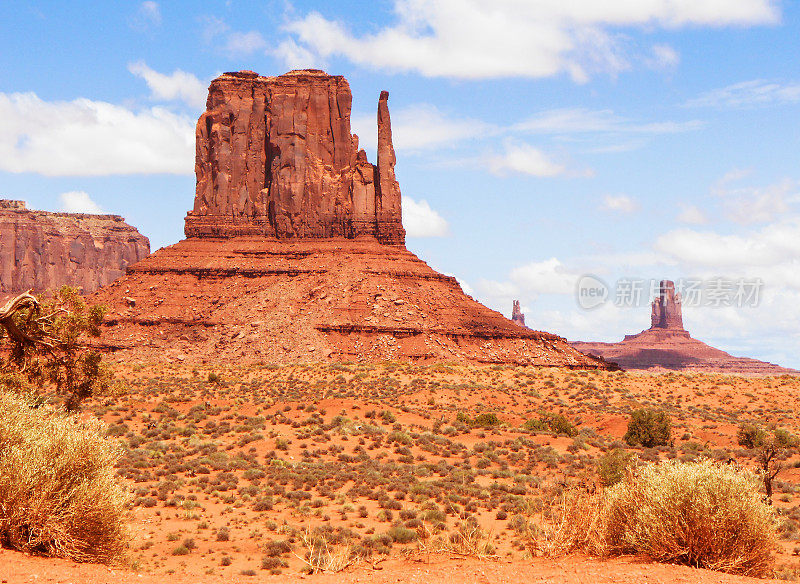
[5, 363, 800, 582]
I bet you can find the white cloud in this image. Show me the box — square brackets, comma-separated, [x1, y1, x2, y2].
[654, 219, 800, 268]
[200, 17, 271, 60]
[201, 15, 229, 43]
[488, 141, 566, 177]
[477, 278, 520, 300]
[280, 1, 778, 81]
[713, 176, 797, 224]
[677, 204, 708, 224]
[0, 92, 194, 176]
[352, 104, 490, 153]
[649, 44, 680, 69]
[402, 196, 449, 237]
[131, 1, 161, 30]
[509, 258, 579, 295]
[59, 191, 103, 214]
[224, 31, 268, 57]
[274, 39, 320, 70]
[602, 194, 639, 213]
[352, 104, 698, 161]
[686, 79, 800, 108]
[128, 61, 207, 110]
[514, 108, 703, 135]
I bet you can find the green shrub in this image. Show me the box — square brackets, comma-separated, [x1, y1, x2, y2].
[597, 448, 634, 487]
[387, 525, 417, 544]
[0, 391, 128, 563]
[523, 412, 578, 437]
[454, 411, 470, 425]
[736, 423, 764, 449]
[624, 409, 671, 447]
[387, 431, 412, 445]
[471, 413, 500, 428]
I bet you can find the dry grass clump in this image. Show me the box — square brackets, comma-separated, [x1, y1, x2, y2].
[532, 459, 778, 577]
[418, 523, 498, 560]
[526, 489, 609, 557]
[294, 527, 359, 574]
[0, 391, 129, 563]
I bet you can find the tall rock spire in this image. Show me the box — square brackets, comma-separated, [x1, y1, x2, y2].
[375, 91, 405, 245]
[511, 300, 526, 327]
[650, 280, 684, 331]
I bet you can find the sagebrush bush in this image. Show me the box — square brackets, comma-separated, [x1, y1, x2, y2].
[533, 459, 778, 577]
[623, 408, 671, 447]
[0, 391, 128, 563]
[524, 412, 578, 437]
[606, 459, 777, 576]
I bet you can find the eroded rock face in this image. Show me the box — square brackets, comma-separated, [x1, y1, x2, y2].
[0, 200, 150, 294]
[185, 70, 405, 245]
[93, 237, 613, 369]
[651, 280, 684, 331]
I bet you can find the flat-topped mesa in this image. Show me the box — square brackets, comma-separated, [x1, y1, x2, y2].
[650, 280, 684, 331]
[185, 69, 406, 245]
[0, 202, 149, 294]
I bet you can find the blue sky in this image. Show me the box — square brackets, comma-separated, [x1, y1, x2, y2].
[3, 0, 800, 366]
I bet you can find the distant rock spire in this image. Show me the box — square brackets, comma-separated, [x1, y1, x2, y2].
[511, 300, 526, 327]
[650, 280, 684, 331]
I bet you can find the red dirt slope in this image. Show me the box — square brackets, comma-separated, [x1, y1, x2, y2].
[94, 237, 610, 368]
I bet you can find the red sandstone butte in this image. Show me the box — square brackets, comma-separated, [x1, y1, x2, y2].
[186, 70, 404, 244]
[92, 69, 612, 369]
[571, 280, 797, 375]
[0, 199, 149, 295]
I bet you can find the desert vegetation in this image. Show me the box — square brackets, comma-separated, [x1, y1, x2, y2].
[0, 286, 115, 410]
[0, 390, 128, 562]
[44, 361, 796, 578]
[530, 459, 778, 577]
[3, 358, 800, 579]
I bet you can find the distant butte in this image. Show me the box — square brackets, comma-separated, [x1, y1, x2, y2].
[92, 70, 612, 369]
[571, 280, 797, 375]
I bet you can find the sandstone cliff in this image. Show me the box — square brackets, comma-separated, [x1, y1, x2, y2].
[571, 280, 797, 375]
[186, 70, 405, 245]
[0, 200, 149, 295]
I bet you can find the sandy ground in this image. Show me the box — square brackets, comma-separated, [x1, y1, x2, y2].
[0, 550, 787, 584]
[5, 364, 800, 582]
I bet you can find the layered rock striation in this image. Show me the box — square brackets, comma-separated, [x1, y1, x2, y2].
[0, 200, 149, 295]
[92, 70, 612, 369]
[572, 280, 797, 375]
[186, 70, 404, 244]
